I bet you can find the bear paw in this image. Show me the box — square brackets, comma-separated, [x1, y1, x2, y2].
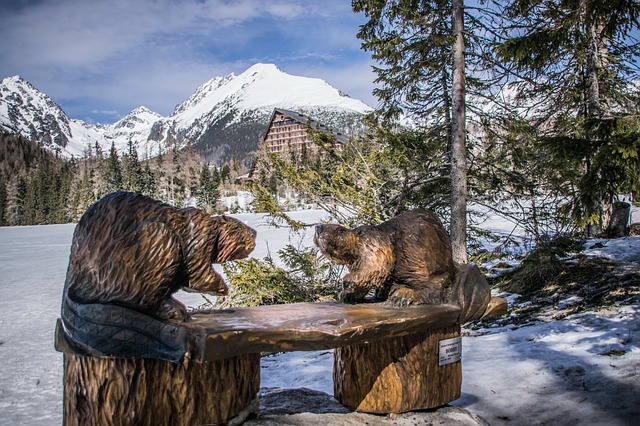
[384, 286, 442, 308]
[339, 281, 370, 304]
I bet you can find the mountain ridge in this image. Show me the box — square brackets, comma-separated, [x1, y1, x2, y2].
[0, 65, 372, 163]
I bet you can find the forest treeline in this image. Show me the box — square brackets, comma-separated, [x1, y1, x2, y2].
[0, 133, 242, 226]
[2, 0, 640, 251]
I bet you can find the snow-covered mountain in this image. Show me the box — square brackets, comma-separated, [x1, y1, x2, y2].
[0, 75, 164, 158]
[0, 76, 87, 157]
[67, 107, 164, 159]
[0, 64, 372, 162]
[150, 63, 372, 162]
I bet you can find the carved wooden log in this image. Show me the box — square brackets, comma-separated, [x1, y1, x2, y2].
[62, 352, 260, 426]
[334, 325, 462, 414]
[447, 263, 492, 323]
[57, 301, 506, 423]
[482, 296, 508, 319]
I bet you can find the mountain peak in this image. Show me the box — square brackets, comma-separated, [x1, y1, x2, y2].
[2, 75, 25, 85]
[112, 106, 162, 132]
[2, 75, 44, 97]
[130, 106, 153, 114]
[243, 63, 282, 75]
[2, 64, 371, 162]
[125, 106, 162, 119]
[171, 63, 371, 124]
[0, 74, 79, 155]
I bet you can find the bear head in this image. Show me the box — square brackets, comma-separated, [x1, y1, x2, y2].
[182, 209, 256, 295]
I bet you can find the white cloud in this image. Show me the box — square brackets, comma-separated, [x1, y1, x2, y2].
[90, 109, 119, 116]
[0, 0, 377, 122]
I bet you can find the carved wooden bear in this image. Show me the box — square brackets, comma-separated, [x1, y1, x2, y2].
[63, 191, 257, 320]
[314, 209, 455, 306]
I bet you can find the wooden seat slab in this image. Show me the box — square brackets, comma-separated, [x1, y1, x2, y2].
[186, 301, 462, 362]
[56, 299, 507, 424]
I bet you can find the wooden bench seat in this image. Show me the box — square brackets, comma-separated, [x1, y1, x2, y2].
[55, 298, 506, 426]
[186, 301, 463, 360]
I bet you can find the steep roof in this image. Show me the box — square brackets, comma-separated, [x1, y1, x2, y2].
[260, 108, 350, 145]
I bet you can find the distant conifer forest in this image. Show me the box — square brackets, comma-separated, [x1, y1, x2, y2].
[0, 133, 246, 226]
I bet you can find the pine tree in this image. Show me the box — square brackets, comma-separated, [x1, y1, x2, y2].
[169, 147, 183, 205]
[123, 139, 144, 193]
[140, 162, 158, 198]
[221, 164, 231, 184]
[51, 162, 73, 223]
[495, 0, 640, 235]
[353, 0, 473, 261]
[74, 161, 97, 220]
[4, 175, 25, 226]
[104, 142, 123, 194]
[196, 164, 220, 212]
[93, 141, 103, 161]
[0, 175, 6, 226]
[211, 166, 221, 186]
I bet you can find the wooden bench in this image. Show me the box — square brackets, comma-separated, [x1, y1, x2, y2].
[55, 298, 506, 426]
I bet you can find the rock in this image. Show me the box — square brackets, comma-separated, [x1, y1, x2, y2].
[257, 388, 351, 415]
[243, 387, 490, 426]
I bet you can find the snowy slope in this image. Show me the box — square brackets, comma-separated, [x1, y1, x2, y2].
[1, 64, 372, 162]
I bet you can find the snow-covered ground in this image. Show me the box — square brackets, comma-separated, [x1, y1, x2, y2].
[0, 211, 638, 425]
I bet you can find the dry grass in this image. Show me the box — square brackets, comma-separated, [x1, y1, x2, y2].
[494, 253, 640, 314]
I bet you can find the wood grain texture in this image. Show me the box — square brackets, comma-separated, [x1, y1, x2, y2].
[188, 302, 462, 361]
[446, 263, 492, 323]
[57, 299, 508, 363]
[64, 191, 256, 317]
[63, 352, 260, 426]
[58, 300, 506, 423]
[313, 209, 456, 306]
[482, 297, 508, 319]
[334, 325, 462, 414]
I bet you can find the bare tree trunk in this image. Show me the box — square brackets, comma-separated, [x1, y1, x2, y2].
[450, 0, 468, 263]
[582, 0, 608, 237]
[583, 0, 603, 119]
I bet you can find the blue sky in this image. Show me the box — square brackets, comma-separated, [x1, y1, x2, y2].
[0, 0, 377, 124]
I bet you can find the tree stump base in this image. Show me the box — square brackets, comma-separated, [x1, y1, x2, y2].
[62, 352, 260, 426]
[334, 325, 462, 413]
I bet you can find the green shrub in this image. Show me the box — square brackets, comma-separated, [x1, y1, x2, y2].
[218, 245, 342, 307]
